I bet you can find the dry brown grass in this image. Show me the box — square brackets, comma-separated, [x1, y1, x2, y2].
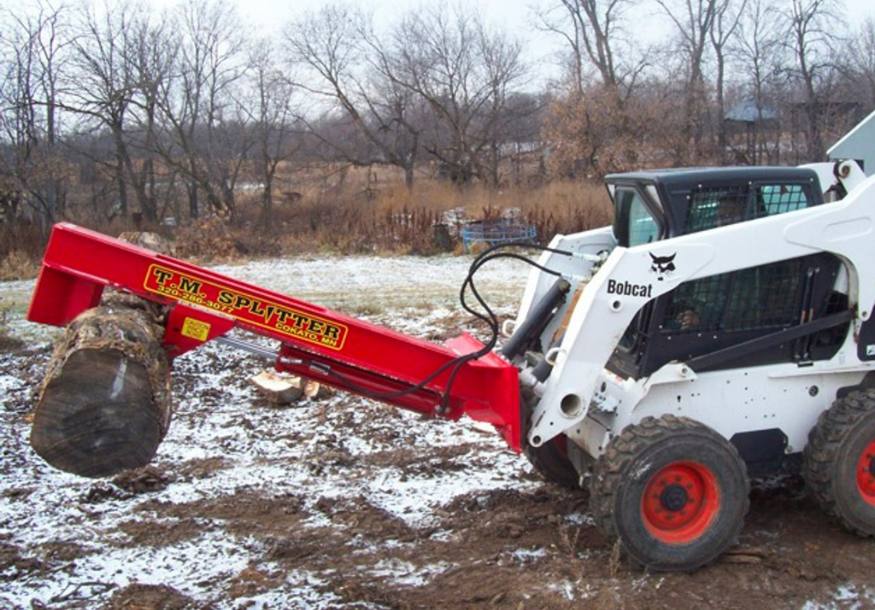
[0, 250, 41, 281]
[0, 166, 615, 272]
[231, 176, 613, 258]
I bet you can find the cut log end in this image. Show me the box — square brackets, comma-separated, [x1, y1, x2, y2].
[30, 306, 172, 478]
[31, 349, 163, 477]
[250, 370, 329, 406]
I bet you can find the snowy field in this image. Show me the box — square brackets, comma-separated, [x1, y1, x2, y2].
[0, 254, 539, 608]
[2, 253, 875, 609]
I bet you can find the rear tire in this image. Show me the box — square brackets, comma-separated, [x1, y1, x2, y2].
[589, 415, 749, 571]
[524, 435, 580, 489]
[803, 389, 875, 537]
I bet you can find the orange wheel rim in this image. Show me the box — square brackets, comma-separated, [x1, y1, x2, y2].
[856, 439, 875, 506]
[640, 461, 721, 544]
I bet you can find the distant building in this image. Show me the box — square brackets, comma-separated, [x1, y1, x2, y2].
[723, 101, 780, 165]
[827, 109, 875, 174]
[725, 100, 779, 124]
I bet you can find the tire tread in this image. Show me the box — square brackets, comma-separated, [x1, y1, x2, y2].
[803, 389, 875, 538]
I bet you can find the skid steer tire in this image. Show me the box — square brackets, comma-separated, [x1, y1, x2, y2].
[803, 389, 875, 537]
[524, 435, 579, 489]
[589, 415, 750, 572]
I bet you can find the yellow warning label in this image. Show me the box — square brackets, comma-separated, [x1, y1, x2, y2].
[181, 317, 211, 342]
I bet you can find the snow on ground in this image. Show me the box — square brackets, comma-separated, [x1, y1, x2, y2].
[1, 253, 525, 342]
[209, 254, 524, 310]
[6, 251, 872, 609]
[0, 252, 536, 608]
[802, 584, 875, 610]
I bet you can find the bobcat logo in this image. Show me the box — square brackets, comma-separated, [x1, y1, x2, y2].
[649, 252, 676, 281]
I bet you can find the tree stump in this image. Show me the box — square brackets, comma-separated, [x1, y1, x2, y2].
[30, 305, 172, 478]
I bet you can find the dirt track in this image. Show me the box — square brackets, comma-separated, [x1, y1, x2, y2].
[2, 256, 875, 609]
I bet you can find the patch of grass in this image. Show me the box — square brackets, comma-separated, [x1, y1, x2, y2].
[346, 302, 386, 317]
[0, 297, 24, 352]
[0, 251, 40, 281]
[227, 177, 612, 260]
[0, 169, 614, 266]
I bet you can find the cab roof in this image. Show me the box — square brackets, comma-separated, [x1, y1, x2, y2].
[605, 166, 820, 188]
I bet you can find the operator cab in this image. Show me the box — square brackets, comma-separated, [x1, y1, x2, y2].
[603, 167, 850, 380]
[606, 166, 823, 246]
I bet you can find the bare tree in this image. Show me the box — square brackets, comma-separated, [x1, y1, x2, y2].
[732, 0, 786, 163]
[849, 18, 875, 108]
[784, 0, 841, 161]
[537, 0, 650, 176]
[710, 0, 747, 160]
[285, 4, 422, 188]
[536, 0, 646, 98]
[657, 0, 719, 162]
[389, 6, 526, 184]
[127, 10, 178, 222]
[0, 2, 70, 231]
[244, 39, 300, 226]
[1, 0, 871, 254]
[67, 1, 142, 220]
[153, 0, 249, 218]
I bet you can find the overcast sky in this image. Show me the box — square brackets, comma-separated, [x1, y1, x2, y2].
[7, 0, 875, 85]
[238, 0, 875, 57]
[216, 0, 875, 87]
[234, 0, 875, 88]
[9, 0, 875, 37]
[233, 0, 875, 32]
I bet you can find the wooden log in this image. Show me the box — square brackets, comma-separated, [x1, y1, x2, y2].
[304, 379, 331, 399]
[250, 370, 306, 405]
[30, 305, 172, 478]
[250, 370, 331, 406]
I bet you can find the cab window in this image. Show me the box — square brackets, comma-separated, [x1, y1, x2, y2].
[685, 185, 748, 233]
[755, 184, 810, 217]
[613, 188, 660, 247]
[660, 260, 805, 333]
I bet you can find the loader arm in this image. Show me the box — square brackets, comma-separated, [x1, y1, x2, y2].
[27, 223, 522, 450]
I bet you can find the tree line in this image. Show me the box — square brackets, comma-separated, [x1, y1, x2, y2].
[0, 0, 873, 236]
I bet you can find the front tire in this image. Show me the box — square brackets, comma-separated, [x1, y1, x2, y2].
[589, 415, 749, 571]
[803, 389, 875, 537]
[524, 435, 580, 489]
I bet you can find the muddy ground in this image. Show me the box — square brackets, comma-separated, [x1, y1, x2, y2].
[1, 255, 874, 609]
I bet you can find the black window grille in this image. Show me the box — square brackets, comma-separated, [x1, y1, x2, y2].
[686, 185, 749, 232]
[660, 259, 805, 333]
[753, 184, 810, 217]
[685, 183, 810, 234]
